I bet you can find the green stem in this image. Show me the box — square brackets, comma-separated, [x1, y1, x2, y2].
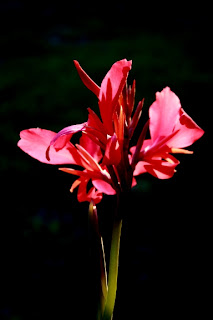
[102, 218, 123, 320]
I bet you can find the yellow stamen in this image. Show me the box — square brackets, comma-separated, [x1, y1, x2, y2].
[113, 112, 119, 138]
[118, 105, 125, 146]
[171, 148, 193, 154]
[70, 179, 81, 192]
[165, 157, 175, 164]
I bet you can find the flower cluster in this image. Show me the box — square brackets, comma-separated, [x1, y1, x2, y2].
[18, 59, 204, 203]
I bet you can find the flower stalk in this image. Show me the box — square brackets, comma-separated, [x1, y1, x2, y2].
[102, 217, 122, 320]
[88, 201, 108, 319]
[89, 198, 123, 320]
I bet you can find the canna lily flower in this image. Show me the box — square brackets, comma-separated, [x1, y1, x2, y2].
[18, 60, 204, 203]
[130, 87, 204, 179]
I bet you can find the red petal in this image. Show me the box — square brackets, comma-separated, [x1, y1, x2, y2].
[73, 60, 100, 97]
[59, 167, 105, 180]
[85, 108, 108, 146]
[92, 179, 116, 195]
[131, 177, 137, 188]
[77, 177, 103, 203]
[102, 134, 121, 166]
[79, 133, 102, 162]
[99, 59, 132, 134]
[87, 108, 107, 136]
[131, 120, 149, 167]
[18, 128, 80, 165]
[75, 144, 103, 172]
[129, 99, 144, 138]
[50, 122, 87, 149]
[149, 87, 181, 142]
[87, 187, 103, 204]
[127, 80, 136, 120]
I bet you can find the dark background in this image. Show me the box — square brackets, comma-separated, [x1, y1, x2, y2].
[0, 1, 211, 319]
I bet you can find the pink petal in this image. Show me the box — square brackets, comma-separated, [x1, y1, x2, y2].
[79, 133, 102, 162]
[99, 59, 132, 134]
[92, 179, 116, 195]
[149, 87, 181, 142]
[18, 128, 80, 165]
[133, 157, 179, 179]
[167, 108, 204, 149]
[50, 122, 87, 149]
[73, 60, 100, 97]
[130, 140, 151, 161]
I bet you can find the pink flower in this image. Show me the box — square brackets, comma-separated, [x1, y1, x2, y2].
[18, 127, 115, 204]
[18, 60, 204, 203]
[131, 87, 204, 179]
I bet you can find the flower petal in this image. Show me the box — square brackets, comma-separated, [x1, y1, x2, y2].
[76, 177, 103, 203]
[73, 60, 100, 97]
[18, 128, 80, 165]
[149, 87, 181, 142]
[79, 133, 102, 162]
[133, 157, 179, 179]
[167, 108, 204, 148]
[59, 167, 105, 180]
[102, 134, 121, 166]
[50, 122, 87, 149]
[87, 108, 107, 137]
[92, 179, 116, 195]
[129, 99, 144, 138]
[75, 144, 103, 172]
[99, 59, 132, 134]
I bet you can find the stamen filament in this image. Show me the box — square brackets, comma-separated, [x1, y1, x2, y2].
[171, 148, 193, 154]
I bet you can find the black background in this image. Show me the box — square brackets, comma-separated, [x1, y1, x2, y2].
[0, 1, 211, 319]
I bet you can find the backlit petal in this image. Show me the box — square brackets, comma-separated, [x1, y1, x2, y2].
[79, 133, 102, 162]
[102, 134, 121, 166]
[149, 87, 181, 142]
[18, 128, 80, 165]
[59, 167, 105, 180]
[73, 60, 100, 97]
[99, 59, 132, 134]
[50, 122, 87, 149]
[133, 158, 179, 179]
[167, 108, 204, 148]
[92, 179, 116, 195]
[77, 177, 103, 204]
